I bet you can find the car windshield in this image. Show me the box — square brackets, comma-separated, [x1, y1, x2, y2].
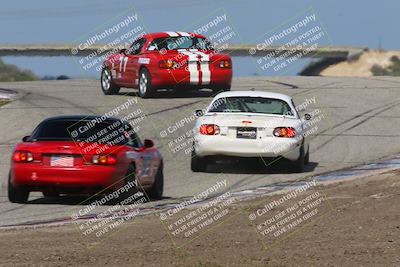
[149, 36, 212, 51]
[30, 120, 140, 146]
[208, 96, 294, 115]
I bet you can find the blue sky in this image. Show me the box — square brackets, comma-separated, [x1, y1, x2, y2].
[1, 0, 398, 77]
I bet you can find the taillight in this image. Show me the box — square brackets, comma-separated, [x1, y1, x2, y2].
[200, 124, 220, 135]
[273, 127, 297, 138]
[159, 60, 178, 69]
[219, 59, 231, 68]
[13, 151, 33, 162]
[92, 154, 117, 165]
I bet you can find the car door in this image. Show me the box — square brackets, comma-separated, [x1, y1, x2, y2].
[124, 125, 159, 184]
[119, 38, 147, 86]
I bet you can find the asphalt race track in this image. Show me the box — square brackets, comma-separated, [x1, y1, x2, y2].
[0, 76, 399, 226]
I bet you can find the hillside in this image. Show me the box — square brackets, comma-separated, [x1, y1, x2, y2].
[0, 58, 38, 82]
[319, 50, 400, 77]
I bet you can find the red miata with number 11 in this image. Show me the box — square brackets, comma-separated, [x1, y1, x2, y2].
[101, 31, 233, 98]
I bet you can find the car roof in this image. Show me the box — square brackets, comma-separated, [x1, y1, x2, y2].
[41, 115, 121, 123]
[143, 31, 206, 40]
[212, 91, 293, 103]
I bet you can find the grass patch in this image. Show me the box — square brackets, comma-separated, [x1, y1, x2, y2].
[371, 56, 400, 76]
[0, 100, 10, 107]
[0, 58, 38, 82]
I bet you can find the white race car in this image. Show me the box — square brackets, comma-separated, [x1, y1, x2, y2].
[191, 91, 311, 172]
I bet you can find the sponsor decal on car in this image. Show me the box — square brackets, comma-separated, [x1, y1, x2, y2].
[138, 58, 150, 64]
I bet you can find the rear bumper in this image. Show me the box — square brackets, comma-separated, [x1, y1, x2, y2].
[11, 163, 126, 191]
[150, 68, 232, 89]
[194, 135, 303, 161]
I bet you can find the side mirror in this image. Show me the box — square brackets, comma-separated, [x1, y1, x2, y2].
[144, 139, 154, 148]
[194, 109, 204, 117]
[22, 136, 30, 142]
[119, 48, 127, 55]
[304, 113, 312, 121]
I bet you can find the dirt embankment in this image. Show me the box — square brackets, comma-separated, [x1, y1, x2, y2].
[318, 50, 400, 77]
[1, 171, 399, 266]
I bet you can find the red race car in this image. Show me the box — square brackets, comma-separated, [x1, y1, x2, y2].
[8, 115, 164, 203]
[101, 31, 232, 98]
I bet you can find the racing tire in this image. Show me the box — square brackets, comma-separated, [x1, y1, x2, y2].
[8, 173, 29, 204]
[191, 150, 208, 172]
[290, 146, 306, 173]
[146, 163, 164, 200]
[222, 84, 231, 92]
[138, 68, 155, 98]
[101, 68, 120, 95]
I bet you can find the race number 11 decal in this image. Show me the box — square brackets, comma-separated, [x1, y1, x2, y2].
[119, 56, 129, 73]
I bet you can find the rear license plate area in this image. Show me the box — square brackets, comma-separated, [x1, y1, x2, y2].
[50, 155, 74, 167]
[236, 127, 257, 139]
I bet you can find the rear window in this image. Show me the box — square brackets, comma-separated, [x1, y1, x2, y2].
[30, 120, 141, 147]
[148, 37, 212, 51]
[208, 97, 293, 116]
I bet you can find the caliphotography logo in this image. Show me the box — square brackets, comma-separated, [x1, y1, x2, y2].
[249, 7, 332, 75]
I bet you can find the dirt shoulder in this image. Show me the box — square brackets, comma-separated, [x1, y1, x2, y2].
[1, 171, 399, 267]
[319, 50, 400, 77]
